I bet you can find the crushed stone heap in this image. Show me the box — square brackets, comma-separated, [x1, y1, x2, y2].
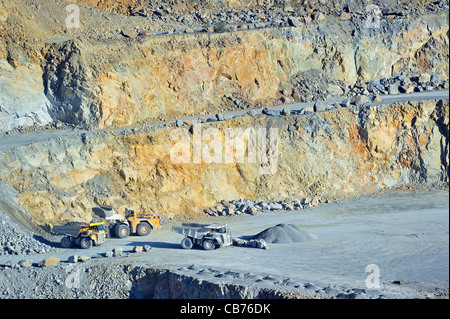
[0, 212, 56, 256]
[251, 223, 317, 244]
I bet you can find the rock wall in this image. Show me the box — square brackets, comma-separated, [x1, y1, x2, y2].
[129, 267, 301, 299]
[0, 99, 447, 227]
[39, 14, 448, 129]
[0, 8, 448, 132]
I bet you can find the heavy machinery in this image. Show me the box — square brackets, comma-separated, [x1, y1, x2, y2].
[172, 223, 232, 250]
[53, 222, 106, 249]
[102, 206, 161, 238]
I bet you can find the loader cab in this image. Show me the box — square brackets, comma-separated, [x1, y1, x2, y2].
[125, 207, 136, 219]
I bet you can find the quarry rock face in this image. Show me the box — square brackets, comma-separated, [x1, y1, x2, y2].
[42, 14, 449, 130]
[0, 0, 448, 229]
[0, 8, 448, 132]
[0, 62, 53, 132]
[0, 100, 447, 227]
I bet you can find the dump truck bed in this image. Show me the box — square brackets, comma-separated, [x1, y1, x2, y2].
[172, 225, 209, 239]
[172, 223, 228, 239]
[53, 225, 84, 237]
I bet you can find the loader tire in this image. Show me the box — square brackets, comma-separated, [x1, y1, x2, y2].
[115, 224, 130, 238]
[137, 222, 151, 236]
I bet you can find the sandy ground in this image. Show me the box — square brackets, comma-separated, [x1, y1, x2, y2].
[0, 189, 448, 298]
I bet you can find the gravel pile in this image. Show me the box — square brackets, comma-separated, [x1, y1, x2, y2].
[0, 263, 132, 299]
[0, 213, 56, 256]
[251, 224, 317, 244]
[0, 180, 56, 256]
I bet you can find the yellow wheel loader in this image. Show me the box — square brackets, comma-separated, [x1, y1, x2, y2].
[102, 206, 161, 238]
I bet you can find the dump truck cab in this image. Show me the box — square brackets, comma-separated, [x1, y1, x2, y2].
[54, 222, 106, 249]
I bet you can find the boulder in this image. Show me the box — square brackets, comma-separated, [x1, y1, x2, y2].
[372, 94, 382, 102]
[133, 246, 143, 253]
[262, 107, 279, 116]
[293, 200, 303, 209]
[78, 255, 91, 262]
[121, 30, 137, 38]
[350, 95, 369, 105]
[418, 73, 431, 83]
[311, 196, 320, 207]
[18, 260, 32, 268]
[204, 207, 215, 216]
[68, 255, 78, 263]
[284, 5, 294, 12]
[387, 84, 399, 95]
[430, 74, 441, 84]
[287, 16, 300, 27]
[269, 202, 283, 210]
[38, 257, 60, 268]
[247, 206, 259, 215]
[314, 101, 329, 112]
[399, 85, 414, 93]
[339, 12, 351, 20]
[328, 84, 344, 96]
[367, 80, 385, 92]
[300, 106, 315, 114]
[314, 12, 326, 21]
[113, 247, 123, 257]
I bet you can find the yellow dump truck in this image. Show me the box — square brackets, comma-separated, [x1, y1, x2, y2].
[53, 222, 106, 249]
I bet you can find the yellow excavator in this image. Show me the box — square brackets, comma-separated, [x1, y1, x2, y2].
[101, 206, 161, 238]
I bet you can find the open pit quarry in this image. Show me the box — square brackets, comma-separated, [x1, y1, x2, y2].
[0, 0, 449, 301]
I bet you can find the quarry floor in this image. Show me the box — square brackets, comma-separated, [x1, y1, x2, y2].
[1, 188, 448, 299]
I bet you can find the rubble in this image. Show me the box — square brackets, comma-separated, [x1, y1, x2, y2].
[204, 197, 323, 217]
[0, 183, 57, 256]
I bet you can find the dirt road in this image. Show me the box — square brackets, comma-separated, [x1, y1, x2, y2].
[1, 89, 448, 151]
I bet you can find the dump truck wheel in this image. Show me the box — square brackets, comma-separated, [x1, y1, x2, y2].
[203, 240, 215, 251]
[115, 224, 130, 238]
[80, 237, 93, 249]
[61, 236, 73, 248]
[137, 222, 151, 236]
[181, 237, 193, 250]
